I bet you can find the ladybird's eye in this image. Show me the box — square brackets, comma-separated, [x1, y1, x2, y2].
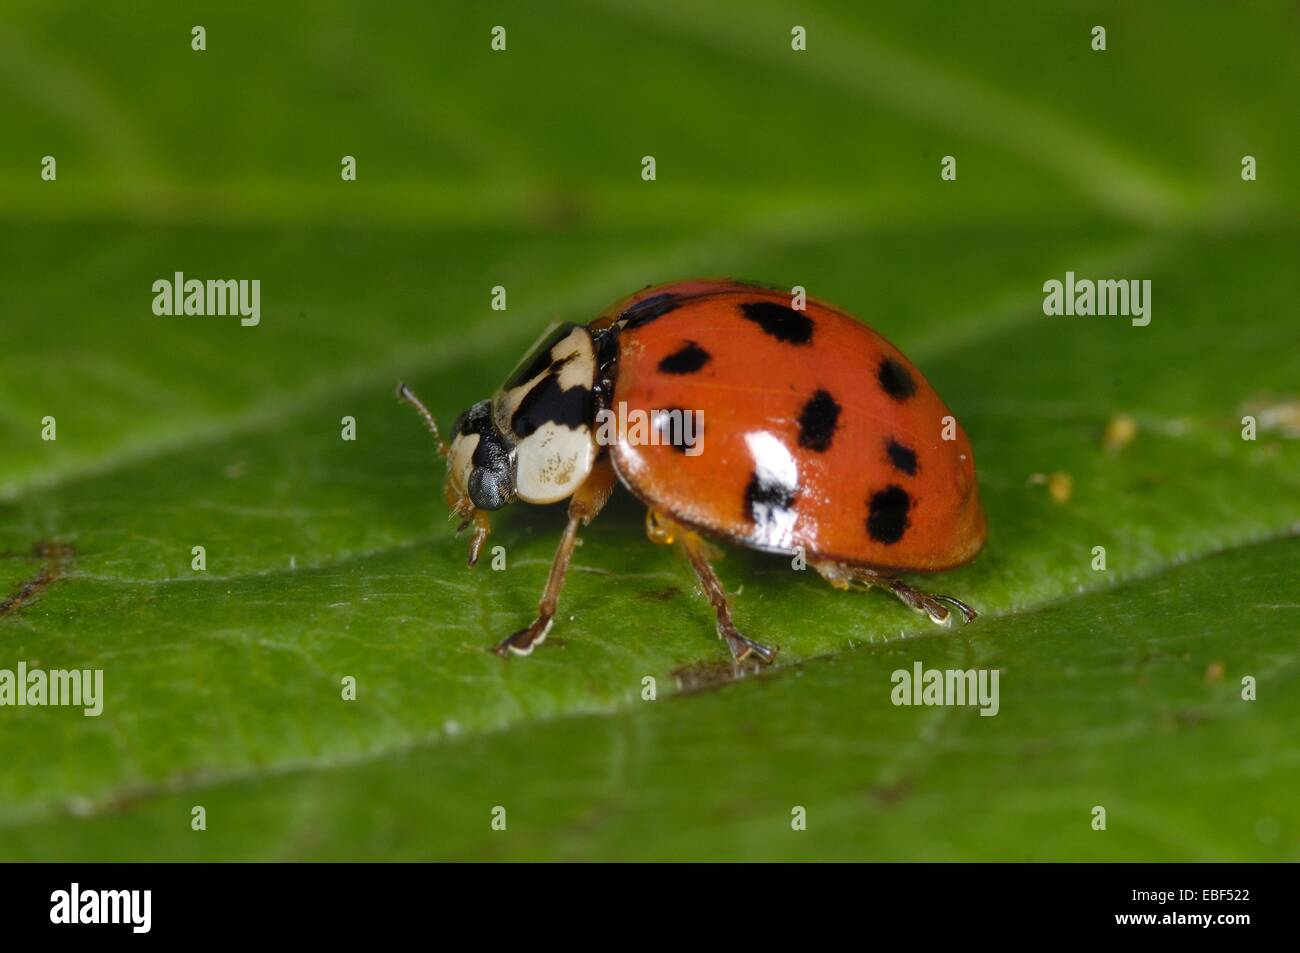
[468, 466, 513, 511]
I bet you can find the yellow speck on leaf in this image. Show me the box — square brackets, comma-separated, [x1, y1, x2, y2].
[1104, 414, 1138, 453]
[1027, 471, 1073, 504]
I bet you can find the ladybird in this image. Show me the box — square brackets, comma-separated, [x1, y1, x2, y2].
[398, 279, 986, 662]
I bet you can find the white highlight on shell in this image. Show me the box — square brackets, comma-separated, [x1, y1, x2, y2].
[744, 430, 799, 550]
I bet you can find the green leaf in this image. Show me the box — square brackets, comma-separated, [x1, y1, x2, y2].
[1, 1, 1297, 860]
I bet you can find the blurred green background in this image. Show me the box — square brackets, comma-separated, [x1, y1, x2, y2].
[0, 1, 1297, 860]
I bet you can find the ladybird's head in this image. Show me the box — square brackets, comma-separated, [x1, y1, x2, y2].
[477, 321, 599, 506]
[442, 317, 600, 514]
[446, 399, 517, 512]
[397, 320, 599, 563]
[396, 381, 513, 566]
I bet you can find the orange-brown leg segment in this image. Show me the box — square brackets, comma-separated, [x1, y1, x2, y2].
[493, 455, 618, 657]
[493, 513, 580, 656]
[457, 506, 492, 567]
[646, 511, 776, 664]
[814, 561, 977, 626]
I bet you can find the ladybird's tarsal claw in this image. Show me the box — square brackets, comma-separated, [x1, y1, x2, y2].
[928, 604, 954, 626]
[721, 626, 778, 665]
[816, 563, 977, 629]
[680, 530, 776, 666]
[886, 579, 977, 627]
[493, 617, 554, 657]
[490, 513, 584, 658]
[932, 594, 978, 624]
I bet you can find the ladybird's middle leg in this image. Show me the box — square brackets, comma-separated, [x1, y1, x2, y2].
[673, 525, 777, 665]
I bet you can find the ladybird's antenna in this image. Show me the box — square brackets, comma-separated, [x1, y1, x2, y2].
[396, 382, 449, 458]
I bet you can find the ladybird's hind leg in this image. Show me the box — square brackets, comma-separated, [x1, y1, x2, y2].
[647, 511, 776, 665]
[494, 456, 618, 657]
[813, 561, 977, 627]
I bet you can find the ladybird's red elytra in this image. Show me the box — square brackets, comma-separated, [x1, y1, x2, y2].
[398, 279, 986, 663]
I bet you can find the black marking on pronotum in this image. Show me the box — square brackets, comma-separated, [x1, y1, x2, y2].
[505, 323, 578, 389]
[593, 325, 621, 378]
[510, 375, 594, 439]
[797, 389, 841, 452]
[739, 301, 814, 345]
[658, 341, 711, 375]
[745, 471, 797, 532]
[867, 485, 911, 545]
[620, 292, 682, 329]
[885, 438, 918, 476]
[591, 325, 621, 415]
[877, 357, 916, 401]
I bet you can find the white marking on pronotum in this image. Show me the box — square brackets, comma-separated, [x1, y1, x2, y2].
[514, 422, 593, 503]
[551, 329, 594, 391]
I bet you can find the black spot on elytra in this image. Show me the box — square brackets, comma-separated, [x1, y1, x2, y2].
[739, 301, 814, 345]
[877, 357, 916, 401]
[745, 471, 796, 531]
[620, 292, 681, 329]
[797, 389, 841, 452]
[510, 375, 593, 438]
[658, 341, 711, 375]
[867, 485, 911, 544]
[885, 438, 918, 476]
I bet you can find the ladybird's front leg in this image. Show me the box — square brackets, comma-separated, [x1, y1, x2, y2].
[493, 455, 617, 657]
[446, 484, 492, 567]
[461, 509, 492, 566]
[494, 513, 580, 656]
